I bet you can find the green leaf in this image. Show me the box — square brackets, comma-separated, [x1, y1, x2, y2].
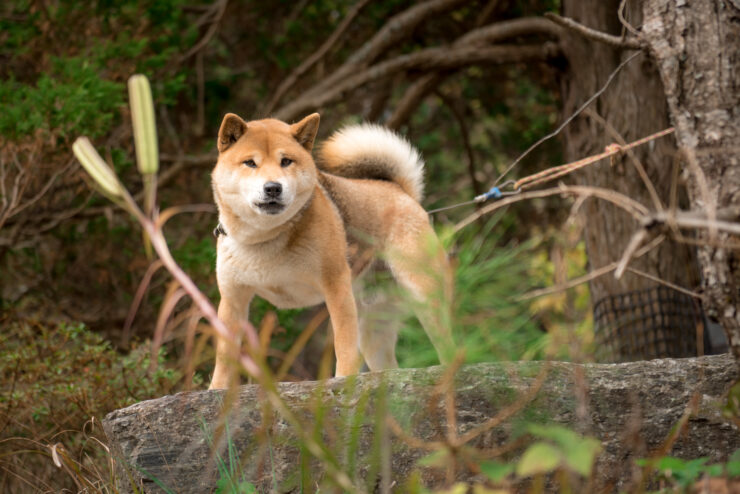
[635, 458, 650, 467]
[528, 424, 580, 450]
[527, 424, 602, 476]
[516, 442, 562, 477]
[704, 464, 723, 477]
[479, 460, 514, 482]
[563, 437, 602, 476]
[418, 449, 450, 468]
[435, 483, 469, 494]
[728, 449, 740, 477]
[656, 456, 689, 474]
[655, 457, 709, 487]
[727, 461, 740, 477]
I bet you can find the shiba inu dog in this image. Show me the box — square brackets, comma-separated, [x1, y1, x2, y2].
[209, 112, 454, 389]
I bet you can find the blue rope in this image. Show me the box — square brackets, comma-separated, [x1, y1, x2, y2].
[475, 186, 502, 202]
[427, 180, 519, 214]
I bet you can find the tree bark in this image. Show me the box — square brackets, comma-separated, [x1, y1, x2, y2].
[639, 0, 740, 365]
[559, 1, 702, 361]
[103, 355, 738, 493]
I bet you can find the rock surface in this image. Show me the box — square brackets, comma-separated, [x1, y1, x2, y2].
[103, 354, 739, 493]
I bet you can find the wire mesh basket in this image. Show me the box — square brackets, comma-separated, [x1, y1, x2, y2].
[593, 286, 703, 363]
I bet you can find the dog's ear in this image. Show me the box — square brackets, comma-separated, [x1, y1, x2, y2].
[290, 113, 320, 151]
[218, 113, 247, 152]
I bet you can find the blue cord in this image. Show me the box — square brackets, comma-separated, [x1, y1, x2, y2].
[475, 186, 502, 202]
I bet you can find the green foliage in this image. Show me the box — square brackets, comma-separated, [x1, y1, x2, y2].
[396, 218, 545, 368]
[523, 424, 601, 477]
[0, 58, 123, 139]
[0, 0, 194, 142]
[0, 319, 184, 439]
[199, 418, 258, 494]
[172, 236, 218, 296]
[0, 318, 187, 491]
[479, 460, 515, 482]
[516, 442, 561, 476]
[638, 450, 740, 491]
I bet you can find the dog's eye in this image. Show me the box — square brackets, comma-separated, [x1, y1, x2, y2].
[280, 157, 293, 167]
[242, 159, 256, 168]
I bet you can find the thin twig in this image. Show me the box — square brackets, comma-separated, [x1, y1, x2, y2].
[617, 0, 642, 38]
[583, 107, 664, 212]
[517, 235, 665, 301]
[179, 0, 228, 62]
[454, 361, 550, 445]
[544, 12, 642, 49]
[646, 209, 740, 236]
[493, 50, 642, 186]
[614, 228, 648, 279]
[386, 415, 442, 451]
[436, 90, 482, 196]
[385, 73, 445, 130]
[275, 43, 559, 121]
[262, 0, 372, 115]
[454, 183, 649, 233]
[625, 267, 703, 299]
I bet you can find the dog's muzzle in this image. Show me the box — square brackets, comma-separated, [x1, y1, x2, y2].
[256, 181, 285, 214]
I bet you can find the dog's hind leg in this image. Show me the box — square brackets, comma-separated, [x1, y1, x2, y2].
[357, 286, 401, 371]
[385, 204, 456, 365]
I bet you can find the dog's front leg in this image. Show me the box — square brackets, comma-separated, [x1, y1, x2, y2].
[209, 289, 254, 389]
[322, 266, 361, 377]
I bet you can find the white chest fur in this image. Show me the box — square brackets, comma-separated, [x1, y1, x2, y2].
[217, 235, 326, 309]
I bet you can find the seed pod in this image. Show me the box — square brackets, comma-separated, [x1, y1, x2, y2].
[72, 137, 124, 197]
[128, 74, 159, 175]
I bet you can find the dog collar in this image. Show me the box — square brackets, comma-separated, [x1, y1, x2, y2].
[213, 223, 227, 237]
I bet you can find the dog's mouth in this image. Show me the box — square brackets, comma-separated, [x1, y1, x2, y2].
[255, 200, 285, 215]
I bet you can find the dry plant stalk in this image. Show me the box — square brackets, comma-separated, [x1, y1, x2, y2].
[72, 73, 365, 493]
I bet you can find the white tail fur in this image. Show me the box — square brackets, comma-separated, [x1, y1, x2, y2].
[317, 123, 425, 202]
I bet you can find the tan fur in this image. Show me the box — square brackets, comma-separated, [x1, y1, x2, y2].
[209, 113, 453, 389]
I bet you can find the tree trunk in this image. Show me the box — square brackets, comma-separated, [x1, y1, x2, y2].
[640, 0, 740, 365]
[560, 1, 703, 361]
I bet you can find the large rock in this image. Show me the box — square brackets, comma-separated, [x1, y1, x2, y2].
[103, 354, 738, 493]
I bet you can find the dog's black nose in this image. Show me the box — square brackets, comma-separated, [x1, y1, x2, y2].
[264, 182, 282, 198]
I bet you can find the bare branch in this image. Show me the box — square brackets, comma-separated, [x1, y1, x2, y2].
[583, 107, 664, 212]
[475, 0, 503, 27]
[385, 73, 446, 130]
[615, 228, 648, 279]
[436, 89, 482, 196]
[341, 0, 469, 69]
[293, 0, 468, 110]
[457, 16, 561, 45]
[262, 0, 373, 115]
[453, 184, 649, 233]
[179, 0, 228, 62]
[517, 235, 666, 301]
[275, 43, 559, 121]
[494, 50, 643, 186]
[544, 12, 642, 49]
[382, 16, 563, 129]
[646, 209, 740, 236]
[625, 267, 703, 299]
[160, 153, 216, 165]
[617, 0, 642, 38]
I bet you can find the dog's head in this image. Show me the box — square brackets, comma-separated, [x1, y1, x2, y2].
[212, 113, 320, 227]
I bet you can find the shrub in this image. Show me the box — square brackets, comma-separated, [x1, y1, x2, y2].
[0, 317, 187, 491]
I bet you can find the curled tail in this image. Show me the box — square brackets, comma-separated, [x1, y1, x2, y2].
[317, 123, 425, 202]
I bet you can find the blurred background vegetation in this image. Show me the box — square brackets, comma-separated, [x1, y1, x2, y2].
[0, 0, 600, 490]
